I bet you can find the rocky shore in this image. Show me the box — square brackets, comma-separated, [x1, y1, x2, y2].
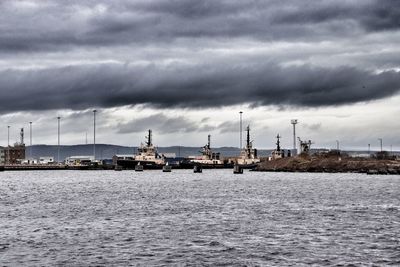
[255, 154, 400, 175]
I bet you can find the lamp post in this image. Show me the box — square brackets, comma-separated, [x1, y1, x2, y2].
[93, 110, 97, 160]
[291, 119, 298, 154]
[57, 117, 61, 163]
[378, 138, 383, 152]
[7, 126, 10, 147]
[29, 122, 32, 159]
[239, 111, 243, 150]
[7, 126, 10, 164]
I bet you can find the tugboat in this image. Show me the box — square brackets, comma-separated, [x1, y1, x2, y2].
[117, 130, 165, 169]
[193, 165, 203, 173]
[271, 134, 285, 160]
[135, 162, 144, 172]
[233, 161, 244, 174]
[181, 135, 233, 169]
[162, 162, 172, 172]
[236, 125, 260, 169]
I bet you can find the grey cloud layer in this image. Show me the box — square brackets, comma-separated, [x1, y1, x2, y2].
[117, 113, 238, 134]
[0, 0, 399, 52]
[0, 63, 399, 112]
[0, 0, 399, 113]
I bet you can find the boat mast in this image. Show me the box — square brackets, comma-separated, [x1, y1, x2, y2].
[246, 125, 251, 157]
[276, 134, 281, 151]
[147, 129, 152, 147]
[246, 125, 250, 148]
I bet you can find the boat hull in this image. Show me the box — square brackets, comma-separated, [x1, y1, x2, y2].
[178, 161, 234, 169]
[236, 163, 259, 170]
[116, 159, 164, 170]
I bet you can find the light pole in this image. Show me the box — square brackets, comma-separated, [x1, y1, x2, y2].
[7, 126, 10, 147]
[378, 138, 383, 152]
[291, 119, 298, 154]
[93, 110, 97, 160]
[57, 117, 61, 163]
[29, 122, 32, 159]
[239, 111, 243, 150]
[7, 126, 10, 164]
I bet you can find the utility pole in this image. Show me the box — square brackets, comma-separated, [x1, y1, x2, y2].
[291, 119, 298, 154]
[93, 110, 97, 160]
[57, 117, 61, 163]
[29, 122, 32, 159]
[239, 111, 243, 150]
[378, 138, 383, 152]
[7, 126, 10, 147]
[7, 126, 10, 164]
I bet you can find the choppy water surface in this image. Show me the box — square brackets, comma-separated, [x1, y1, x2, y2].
[1, 170, 399, 266]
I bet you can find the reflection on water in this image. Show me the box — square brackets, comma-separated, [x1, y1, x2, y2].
[1, 170, 399, 265]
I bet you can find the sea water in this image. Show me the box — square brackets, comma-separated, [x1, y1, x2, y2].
[1, 170, 399, 266]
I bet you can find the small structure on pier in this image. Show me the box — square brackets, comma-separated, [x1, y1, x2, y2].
[298, 137, 313, 154]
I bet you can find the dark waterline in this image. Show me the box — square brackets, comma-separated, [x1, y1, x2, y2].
[1, 170, 399, 266]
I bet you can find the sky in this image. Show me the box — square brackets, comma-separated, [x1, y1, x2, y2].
[0, 0, 399, 150]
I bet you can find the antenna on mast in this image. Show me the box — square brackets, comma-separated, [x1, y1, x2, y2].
[246, 125, 250, 148]
[147, 129, 152, 146]
[276, 134, 281, 151]
[20, 128, 25, 145]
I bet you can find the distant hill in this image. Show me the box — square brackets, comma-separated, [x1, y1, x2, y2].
[26, 144, 273, 160]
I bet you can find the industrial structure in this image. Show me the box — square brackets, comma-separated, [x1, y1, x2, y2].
[3, 128, 26, 164]
[298, 137, 313, 154]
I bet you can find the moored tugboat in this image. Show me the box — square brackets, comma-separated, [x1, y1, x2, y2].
[117, 130, 165, 170]
[181, 135, 233, 169]
[236, 125, 260, 169]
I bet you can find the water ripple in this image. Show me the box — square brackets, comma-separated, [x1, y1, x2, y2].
[0, 170, 399, 265]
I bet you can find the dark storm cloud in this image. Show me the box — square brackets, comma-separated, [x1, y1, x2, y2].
[0, 0, 399, 114]
[0, 62, 399, 113]
[0, 0, 399, 53]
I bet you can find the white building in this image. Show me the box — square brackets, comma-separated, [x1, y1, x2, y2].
[65, 156, 95, 166]
[39, 157, 54, 164]
[20, 158, 39, 164]
[0, 147, 5, 165]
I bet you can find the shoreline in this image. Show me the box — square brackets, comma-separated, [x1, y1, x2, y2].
[254, 155, 400, 175]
